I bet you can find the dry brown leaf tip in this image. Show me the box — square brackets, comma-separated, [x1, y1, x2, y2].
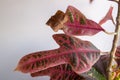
[46, 10, 68, 32]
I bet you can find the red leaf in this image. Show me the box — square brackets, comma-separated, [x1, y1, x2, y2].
[93, 54, 110, 79]
[15, 34, 100, 74]
[63, 6, 105, 36]
[115, 46, 120, 67]
[31, 64, 85, 80]
[99, 6, 115, 25]
[31, 64, 96, 80]
[93, 47, 120, 79]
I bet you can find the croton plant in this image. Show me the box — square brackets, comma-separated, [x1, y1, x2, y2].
[15, 0, 120, 80]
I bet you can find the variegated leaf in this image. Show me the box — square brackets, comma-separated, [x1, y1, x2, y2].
[63, 6, 105, 36]
[46, 6, 114, 36]
[15, 34, 100, 74]
[31, 64, 85, 80]
[31, 64, 97, 80]
[115, 46, 120, 67]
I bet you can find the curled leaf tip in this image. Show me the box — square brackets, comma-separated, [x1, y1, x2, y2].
[46, 10, 67, 32]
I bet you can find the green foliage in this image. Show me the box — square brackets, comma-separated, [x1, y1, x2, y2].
[88, 67, 106, 80]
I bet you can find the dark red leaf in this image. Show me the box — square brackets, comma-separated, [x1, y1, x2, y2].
[115, 46, 120, 67]
[15, 34, 100, 74]
[99, 6, 115, 25]
[46, 6, 114, 36]
[63, 6, 105, 36]
[93, 47, 120, 79]
[31, 64, 85, 80]
[31, 64, 96, 80]
[93, 54, 110, 79]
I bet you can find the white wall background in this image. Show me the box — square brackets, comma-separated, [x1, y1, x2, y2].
[0, 0, 118, 80]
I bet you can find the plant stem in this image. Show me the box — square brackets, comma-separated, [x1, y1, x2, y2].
[107, 1, 120, 80]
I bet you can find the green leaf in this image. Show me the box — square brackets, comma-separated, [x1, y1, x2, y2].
[87, 68, 106, 80]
